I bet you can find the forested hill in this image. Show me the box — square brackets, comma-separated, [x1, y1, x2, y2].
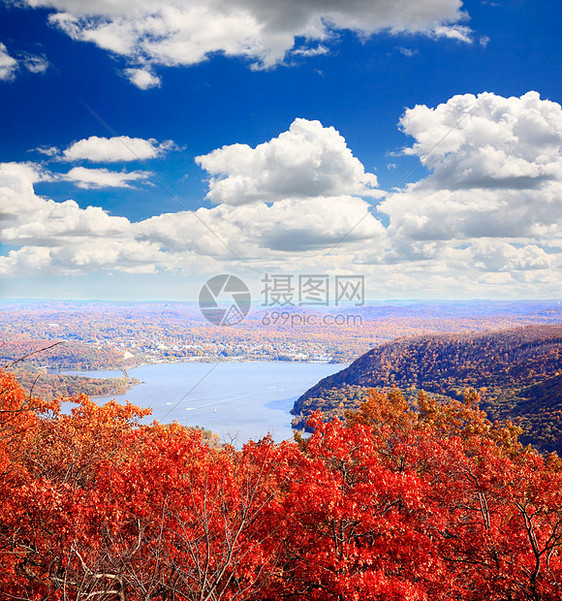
[292, 325, 562, 452]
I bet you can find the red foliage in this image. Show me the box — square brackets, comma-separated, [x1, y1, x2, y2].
[1, 370, 562, 600]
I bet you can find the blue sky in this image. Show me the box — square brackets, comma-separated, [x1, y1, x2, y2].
[0, 0, 561, 300]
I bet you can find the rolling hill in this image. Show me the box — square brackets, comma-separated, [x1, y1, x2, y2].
[292, 325, 562, 453]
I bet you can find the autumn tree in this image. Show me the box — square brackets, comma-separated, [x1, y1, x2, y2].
[2, 369, 562, 600]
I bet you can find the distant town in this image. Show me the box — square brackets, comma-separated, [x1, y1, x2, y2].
[2, 301, 562, 369]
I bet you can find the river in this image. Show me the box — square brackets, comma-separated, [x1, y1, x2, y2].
[62, 361, 346, 446]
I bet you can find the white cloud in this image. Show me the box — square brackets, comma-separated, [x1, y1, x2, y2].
[360, 90, 562, 296]
[252, 196, 385, 252]
[470, 241, 551, 272]
[196, 118, 380, 205]
[3, 96, 562, 299]
[2, 199, 132, 245]
[0, 163, 45, 225]
[34, 145, 60, 157]
[0, 246, 51, 277]
[0, 42, 50, 81]
[0, 43, 18, 81]
[136, 195, 385, 257]
[0, 238, 173, 276]
[0, 163, 128, 241]
[396, 47, 417, 57]
[398, 91, 562, 186]
[291, 45, 330, 58]
[17, 0, 472, 86]
[123, 67, 161, 89]
[0, 153, 385, 278]
[62, 135, 175, 162]
[429, 24, 472, 43]
[64, 166, 150, 188]
[0, 161, 175, 275]
[479, 35, 490, 48]
[381, 91, 562, 242]
[20, 53, 50, 74]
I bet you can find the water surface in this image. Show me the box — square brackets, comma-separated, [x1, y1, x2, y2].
[63, 361, 346, 446]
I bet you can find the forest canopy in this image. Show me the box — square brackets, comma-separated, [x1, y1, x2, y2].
[2, 370, 562, 600]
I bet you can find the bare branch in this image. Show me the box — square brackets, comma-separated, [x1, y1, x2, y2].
[3, 341, 65, 369]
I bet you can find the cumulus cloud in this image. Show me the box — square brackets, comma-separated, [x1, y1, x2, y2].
[359, 90, 562, 296]
[196, 118, 380, 205]
[0, 43, 18, 81]
[2, 199, 132, 246]
[0, 163, 124, 242]
[0, 151, 385, 278]
[0, 163, 46, 224]
[0, 238, 171, 277]
[136, 196, 385, 258]
[0, 162, 182, 275]
[254, 196, 384, 251]
[123, 67, 161, 89]
[470, 241, 551, 272]
[64, 166, 150, 188]
[17, 0, 472, 86]
[398, 91, 562, 188]
[62, 135, 175, 162]
[380, 91, 562, 243]
[3, 97, 562, 298]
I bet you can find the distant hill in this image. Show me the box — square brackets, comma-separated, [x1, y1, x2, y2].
[8, 366, 139, 401]
[0, 339, 139, 400]
[292, 325, 562, 453]
[0, 339, 130, 370]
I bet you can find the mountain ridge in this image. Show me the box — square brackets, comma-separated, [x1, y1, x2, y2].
[292, 324, 562, 452]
